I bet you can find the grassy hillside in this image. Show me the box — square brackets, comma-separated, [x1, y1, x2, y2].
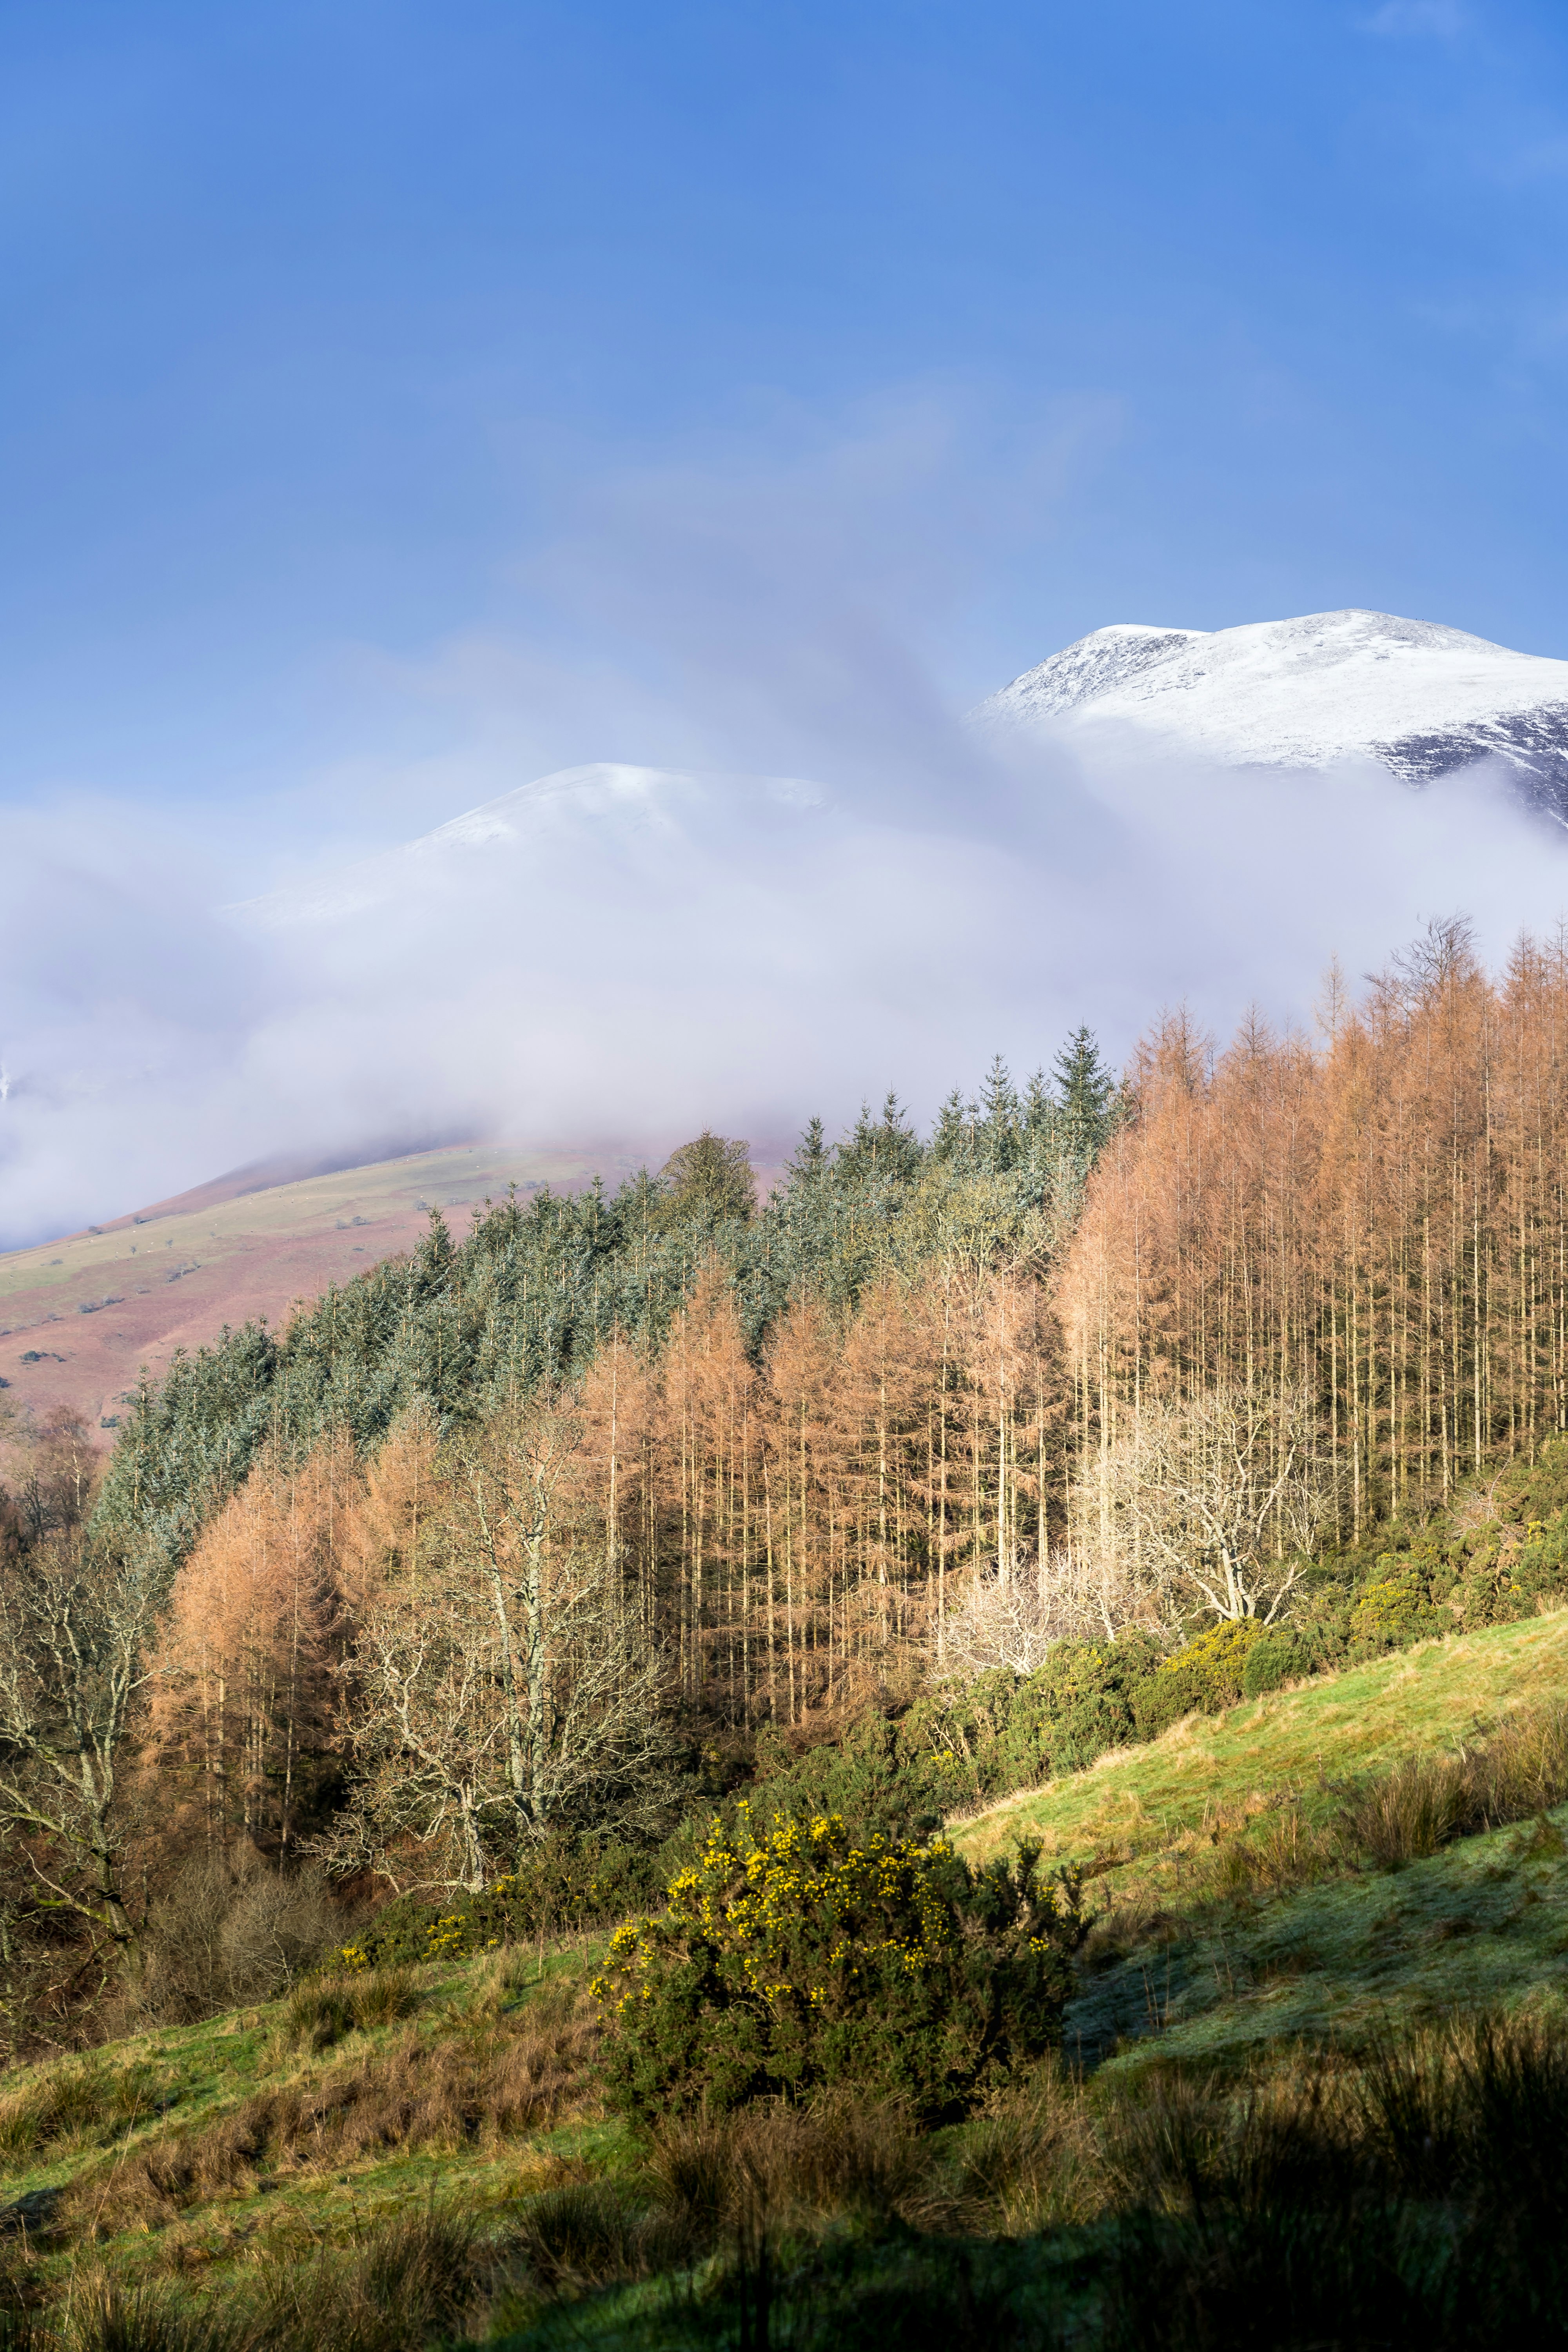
[0, 1944, 613, 2336]
[954, 1609, 1568, 1876]
[9, 1617, 1568, 2346]
[950, 1613, 1568, 2068]
[1072, 1797, 1568, 2077]
[0, 1142, 631, 1436]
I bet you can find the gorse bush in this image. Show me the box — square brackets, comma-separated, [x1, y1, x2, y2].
[346, 1832, 662, 1971]
[54, 2205, 479, 2352]
[1240, 1629, 1306, 1697]
[1132, 1621, 1265, 1737]
[1347, 1560, 1449, 1657]
[593, 1808, 1087, 2125]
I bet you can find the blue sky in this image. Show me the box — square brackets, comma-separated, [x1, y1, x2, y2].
[4, 0, 1568, 845]
[8, 0, 1568, 1238]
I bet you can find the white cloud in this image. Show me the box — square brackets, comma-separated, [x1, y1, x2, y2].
[2, 732, 1563, 1249]
[2, 396, 1564, 1247]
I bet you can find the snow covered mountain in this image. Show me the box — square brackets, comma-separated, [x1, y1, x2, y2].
[975, 609, 1568, 820]
[240, 762, 830, 929]
[240, 605, 1568, 943]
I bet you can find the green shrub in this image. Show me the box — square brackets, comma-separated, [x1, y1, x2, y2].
[349, 1831, 661, 1969]
[1241, 1632, 1306, 1698]
[593, 1808, 1086, 2127]
[1347, 1560, 1446, 1658]
[1489, 1435, 1568, 1528]
[1133, 1621, 1265, 1738]
[746, 1713, 958, 1841]
[1006, 1633, 1163, 1777]
[1450, 1555, 1536, 1631]
[740, 1636, 1167, 1854]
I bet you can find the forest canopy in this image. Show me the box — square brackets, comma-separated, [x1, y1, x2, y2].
[11, 928, 1568, 2037]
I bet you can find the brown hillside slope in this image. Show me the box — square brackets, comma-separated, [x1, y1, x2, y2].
[0, 1141, 641, 1434]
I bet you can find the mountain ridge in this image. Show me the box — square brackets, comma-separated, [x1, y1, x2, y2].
[237, 607, 1568, 945]
[976, 606, 1568, 819]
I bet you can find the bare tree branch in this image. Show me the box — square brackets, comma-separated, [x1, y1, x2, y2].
[1077, 1381, 1340, 1627]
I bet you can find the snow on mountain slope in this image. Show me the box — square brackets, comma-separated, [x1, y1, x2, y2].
[240, 762, 831, 928]
[976, 610, 1568, 819]
[15, 608, 1568, 1247]
[249, 608, 1568, 941]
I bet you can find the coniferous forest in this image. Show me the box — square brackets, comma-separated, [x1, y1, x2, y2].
[11, 927, 1568, 2345]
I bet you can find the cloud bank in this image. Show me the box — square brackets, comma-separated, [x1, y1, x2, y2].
[1, 732, 1563, 1250]
[1, 406, 1564, 1248]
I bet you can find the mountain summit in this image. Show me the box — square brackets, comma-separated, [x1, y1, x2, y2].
[976, 609, 1568, 820]
[242, 607, 1568, 943]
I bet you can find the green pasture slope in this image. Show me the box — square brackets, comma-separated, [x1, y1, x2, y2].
[953, 1609, 1568, 2072]
[0, 1947, 612, 2306]
[8, 1616, 1568, 2346]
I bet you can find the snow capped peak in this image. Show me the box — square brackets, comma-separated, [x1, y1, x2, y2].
[240, 606, 1568, 949]
[987, 622, 1210, 719]
[976, 607, 1568, 819]
[236, 762, 832, 931]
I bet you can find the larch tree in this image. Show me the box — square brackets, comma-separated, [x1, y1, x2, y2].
[145, 1438, 352, 1859]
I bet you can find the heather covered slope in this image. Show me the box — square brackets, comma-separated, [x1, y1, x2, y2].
[0, 1140, 635, 1436]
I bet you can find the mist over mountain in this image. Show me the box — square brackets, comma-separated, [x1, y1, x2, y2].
[4, 606, 1568, 1250]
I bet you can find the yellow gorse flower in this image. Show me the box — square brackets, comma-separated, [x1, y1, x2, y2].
[591, 1808, 965, 2015]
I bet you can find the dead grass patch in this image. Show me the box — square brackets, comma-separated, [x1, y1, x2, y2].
[0, 2060, 168, 2163]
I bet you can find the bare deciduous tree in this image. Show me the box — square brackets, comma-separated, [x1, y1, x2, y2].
[942, 1570, 1056, 1676]
[1080, 1381, 1338, 1626]
[321, 1403, 675, 1894]
[0, 1535, 163, 1965]
[944, 1534, 1150, 1676]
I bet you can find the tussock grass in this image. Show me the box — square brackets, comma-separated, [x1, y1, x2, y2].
[495, 2015, 1568, 2345]
[278, 1967, 419, 2053]
[249, 2204, 480, 2352]
[1087, 2015, 1568, 2350]
[1342, 1750, 1470, 1867]
[648, 2093, 931, 2235]
[63, 1980, 597, 2239]
[1338, 1703, 1568, 1871]
[933, 2077, 1099, 2234]
[0, 2064, 166, 2165]
[508, 2178, 675, 2296]
[51, 2206, 479, 2352]
[14, 1980, 1568, 2347]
